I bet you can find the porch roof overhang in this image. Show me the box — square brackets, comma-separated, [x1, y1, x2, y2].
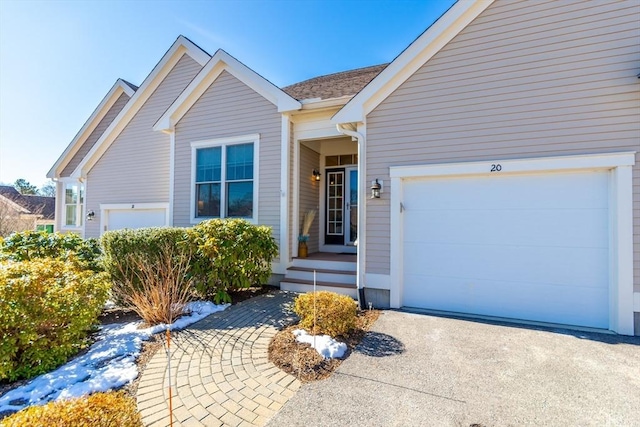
[298, 95, 353, 111]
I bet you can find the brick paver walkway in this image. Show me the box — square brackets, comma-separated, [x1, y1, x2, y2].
[137, 291, 301, 427]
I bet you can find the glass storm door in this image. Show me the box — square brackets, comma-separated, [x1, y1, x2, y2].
[346, 167, 358, 245]
[325, 170, 344, 245]
[325, 168, 358, 246]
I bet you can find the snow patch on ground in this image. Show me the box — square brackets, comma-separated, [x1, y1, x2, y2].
[0, 301, 227, 413]
[293, 329, 347, 359]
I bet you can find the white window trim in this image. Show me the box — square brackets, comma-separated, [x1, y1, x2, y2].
[190, 134, 260, 224]
[99, 203, 170, 236]
[389, 151, 636, 336]
[60, 179, 85, 230]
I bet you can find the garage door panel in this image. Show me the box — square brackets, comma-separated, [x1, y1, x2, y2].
[401, 169, 610, 329]
[403, 242, 608, 289]
[403, 208, 608, 249]
[107, 209, 166, 231]
[402, 275, 609, 328]
[404, 171, 608, 211]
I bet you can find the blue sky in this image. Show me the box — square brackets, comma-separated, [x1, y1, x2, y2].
[0, 0, 454, 188]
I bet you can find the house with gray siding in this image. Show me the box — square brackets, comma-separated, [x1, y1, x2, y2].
[49, 0, 639, 335]
[0, 186, 55, 236]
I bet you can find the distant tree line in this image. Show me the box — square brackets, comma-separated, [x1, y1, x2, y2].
[12, 179, 55, 197]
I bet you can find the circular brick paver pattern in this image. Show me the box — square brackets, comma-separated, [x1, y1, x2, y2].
[137, 292, 301, 427]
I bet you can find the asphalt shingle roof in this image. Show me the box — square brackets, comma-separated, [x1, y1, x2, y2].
[0, 186, 55, 220]
[121, 79, 139, 91]
[282, 63, 388, 101]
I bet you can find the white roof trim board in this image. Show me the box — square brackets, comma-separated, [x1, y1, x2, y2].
[154, 49, 301, 133]
[332, 0, 494, 124]
[70, 36, 211, 178]
[47, 79, 136, 179]
[62, 1, 494, 176]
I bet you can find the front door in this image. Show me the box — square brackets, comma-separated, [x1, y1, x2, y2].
[325, 168, 357, 246]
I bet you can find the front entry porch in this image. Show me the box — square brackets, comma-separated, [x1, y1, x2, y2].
[281, 133, 359, 297]
[280, 252, 357, 298]
[293, 136, 358, 256]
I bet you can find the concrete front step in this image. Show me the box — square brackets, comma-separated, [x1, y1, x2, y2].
[291, 257, 356, 272]
[280, 279, 358, 299]
[285, 266, 356, 285]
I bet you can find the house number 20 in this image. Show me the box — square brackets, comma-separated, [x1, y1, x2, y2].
[490, 164, 502, 172]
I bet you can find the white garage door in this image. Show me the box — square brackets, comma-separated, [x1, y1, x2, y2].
[402, 170, 609, 329]
[106, 209, 167, 231]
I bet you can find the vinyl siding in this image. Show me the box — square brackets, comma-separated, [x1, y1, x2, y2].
[61, 92, 131, 177]
[173, 70, 282, 260]
[365, 0, 640, 295]
[299, 144, 320, 253]
[85, 54, 202, 237]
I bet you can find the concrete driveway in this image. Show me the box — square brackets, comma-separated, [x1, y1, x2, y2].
[268, 310, 640, 427]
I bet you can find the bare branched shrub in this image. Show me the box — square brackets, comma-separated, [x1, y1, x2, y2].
[111, 241, 194, 326]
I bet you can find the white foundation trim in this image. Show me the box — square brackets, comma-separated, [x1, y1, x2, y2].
[365, 273, 391, 290]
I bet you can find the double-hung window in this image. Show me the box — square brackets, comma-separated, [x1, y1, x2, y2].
[64, 182, 84, 228]
[192, 135, 258, 222]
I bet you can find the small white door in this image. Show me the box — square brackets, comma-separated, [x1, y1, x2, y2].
[401, 170, 609, 329]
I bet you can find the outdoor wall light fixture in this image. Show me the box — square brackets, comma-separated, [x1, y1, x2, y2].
[371, 179, 382, 199]
[86, 210, 95, 221]
[312, 169, 321, 181]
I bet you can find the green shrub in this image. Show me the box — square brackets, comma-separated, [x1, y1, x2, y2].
[293, 291, 357, 337]
[100, 221, 278, 307]
[0, 258, 110, 381]
[100, 227, 189, 302]
[0, 391, 142, 427]
[0, 230, 102, 271]
[187, 219, 278, 303]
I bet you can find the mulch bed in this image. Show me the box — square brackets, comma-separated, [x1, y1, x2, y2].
[268, 309, 380, 382]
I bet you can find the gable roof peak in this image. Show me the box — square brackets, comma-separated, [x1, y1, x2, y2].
[154, 47, 301, 132]
[333, 0, 494, 124]
[70, 35, 212, 178]
[176, 35, 211, 61]
[119, 79, 139, 92]
[47, 78, 136, 179]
